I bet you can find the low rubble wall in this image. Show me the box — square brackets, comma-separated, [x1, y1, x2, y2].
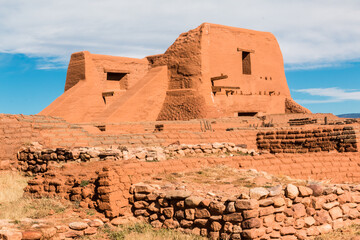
[25, 152, 360, 219]
[257, 126, 358, 154]
[129, 183, 360, 240]
[17, 143, 252, 174]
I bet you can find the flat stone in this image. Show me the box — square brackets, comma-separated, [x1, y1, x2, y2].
[163, 219, 179, 229]
[259, 206, 275, 216]
[235, 199, 259, 210]
[250, 187, 269, 200]
[88, 219, 104, 227]
[41, 228, 57, 239]
[317, 224, 332, 234]
[180, 219, 193, 228]
[304, 216, 315, 227]
[210, 221, 222, 231]
[0, 230, 22, 240]
[133, 184, 154, 193]
[162, 207, 174, 218]
[329, 207, 343, 220]
[306, 226, 320, 236]
[134, 200, 149, 209]
[22, 231, 43, 240]
[323, 201, 339, 210]
[280, 226, 296, 235]
[243, 209, 259, 219]
[308, 184, 323, 196]
[195, 208, 211, 219]
[259, 199, 273, 207]
[64, 231, 84, 238]
[209, 201, 226, 215]
[185, 196, 203, 207]
[212, 142, 224, 149]
[273, 197, 285, 207]
[165, 190, 192, 199]
[314, 210, 332, 225]
[295, 230, 307, 240]
[194, 219, 208, 227]
[226, 202, 236, 213]
[223, 213, 243, 222]
[292, 204, 306, 218]
[285, 184, 299, 199]
[242, 218, 261, 229]
[333, 218, 344, 229]
[185, 208, 195, 220]
[111, 217, 129, 226]
[69, 222, 88, 230]
[269, 185, 282, 197]
[298, 186, 313, 197]
[151, 220, 162, 228]
[84, 227, 97, 235]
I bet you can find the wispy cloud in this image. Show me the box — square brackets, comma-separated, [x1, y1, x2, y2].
[0, 0, 360, 69]
[294, 87, 360, 104]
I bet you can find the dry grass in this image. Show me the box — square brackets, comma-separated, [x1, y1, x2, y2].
[0, 171, 28, 203]
[82, 223, 206, 240]
[160, 165, 307, 190]
[314, 224, 360, 240]
[0, 171, 71, 220]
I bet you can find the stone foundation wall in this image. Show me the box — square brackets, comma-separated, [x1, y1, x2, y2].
[129, 183, 360, 240]
[17, 142, 253, 174]
[257, 126, 358, 154]
[24, 152, 360, 219]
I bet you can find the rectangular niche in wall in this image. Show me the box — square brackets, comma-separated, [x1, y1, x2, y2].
[106, 72, 128, 90]
[242, 51, 251, 75]
[238, 112, 257, 117]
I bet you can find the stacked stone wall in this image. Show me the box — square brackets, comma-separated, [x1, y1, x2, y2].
[0, 114, 92, 169]
[130, 183, 360, 240]
[257, 126, 358, 154]
[24, 152, 360, 219]
[16, 143, 253, 174]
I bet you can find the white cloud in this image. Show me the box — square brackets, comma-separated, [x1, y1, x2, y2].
[0, 0, 360, 69]
[294, 87, 360, 104]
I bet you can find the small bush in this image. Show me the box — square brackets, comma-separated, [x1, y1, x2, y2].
[80, 180, 90, 187]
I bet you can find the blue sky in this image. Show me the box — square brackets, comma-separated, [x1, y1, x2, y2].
[0, 0, 359, 115]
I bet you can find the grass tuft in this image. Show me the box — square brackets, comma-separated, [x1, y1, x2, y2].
[0, 171, 71, 220]
[0, 171, 28, 203]
[82, 223, 206, 240]
[314, 224, 360, 240]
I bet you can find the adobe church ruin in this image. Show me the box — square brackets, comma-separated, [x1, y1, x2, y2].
[40, 23, 309, 123]
[2, 23, 360, 240]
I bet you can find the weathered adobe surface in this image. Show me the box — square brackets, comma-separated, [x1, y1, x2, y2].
[150, 26, 206, 121]
[285, 98, 311, 114]
[129, 182, 360, 240]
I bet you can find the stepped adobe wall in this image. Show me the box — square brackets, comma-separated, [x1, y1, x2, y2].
[1, 113, 359, 170]
[39, 23, 309, 124]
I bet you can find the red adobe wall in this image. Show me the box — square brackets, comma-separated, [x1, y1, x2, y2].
[0, 114, 258, 169]
[40, 23, 310, 124]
